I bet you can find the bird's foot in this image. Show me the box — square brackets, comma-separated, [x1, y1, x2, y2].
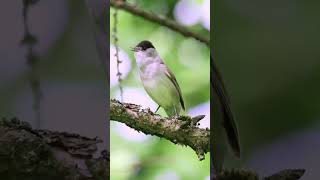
[176, 115, 193, 124]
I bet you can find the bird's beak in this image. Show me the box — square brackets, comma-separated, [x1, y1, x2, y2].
[131, 46, 140, 52]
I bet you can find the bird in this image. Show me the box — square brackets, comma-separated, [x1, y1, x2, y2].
[132, 40, 241, 175]
[211, 54, 241, 175]
[132, 40, 185, 117]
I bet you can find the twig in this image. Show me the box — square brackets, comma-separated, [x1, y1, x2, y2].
[110, 99, 210, 160]
[110, 0, 210, 47]
[21, 0, 42, 128]
[112, 7, 124, 101]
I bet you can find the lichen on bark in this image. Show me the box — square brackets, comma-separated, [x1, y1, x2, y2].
[110, 99, 210, 160]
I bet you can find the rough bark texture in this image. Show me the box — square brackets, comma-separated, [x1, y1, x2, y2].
[213, 169, 305, 180]
[110, 99, 210, 160]
[109, 99, 305, 179]
[0, 118, 108, 180]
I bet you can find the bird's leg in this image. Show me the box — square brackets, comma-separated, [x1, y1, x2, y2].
[155, 105, 161, 113]
[174, 107, 179, 119]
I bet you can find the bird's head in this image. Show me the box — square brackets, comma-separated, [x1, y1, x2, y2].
[132, 40, 157, 60]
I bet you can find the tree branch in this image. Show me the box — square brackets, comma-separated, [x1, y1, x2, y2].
[0, 118, 109, 180]
[110, 99, 210, 160]
[212, 169, 305, 180]
[110, 0, 210, 47]
[109, 99, 306, 179]
[0, 118, 304, 180]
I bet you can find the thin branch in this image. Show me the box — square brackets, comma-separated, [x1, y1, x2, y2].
[21, 0, 42, 128]
[110, 0, 210, 47]
[112, 8, 124, 101]
[110, 99, 210, 160]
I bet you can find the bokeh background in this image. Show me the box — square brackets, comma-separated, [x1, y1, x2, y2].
[0, 0, 108, 149]
[110, 0, 210, 179]
[215, 0, 320, 179]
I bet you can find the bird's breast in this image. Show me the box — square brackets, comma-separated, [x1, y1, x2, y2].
[140, 62, 161, 80]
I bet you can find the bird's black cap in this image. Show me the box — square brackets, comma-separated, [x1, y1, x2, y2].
[136, 40, 155, 50]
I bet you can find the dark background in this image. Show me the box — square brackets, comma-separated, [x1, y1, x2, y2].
[214, 0, 320, 179]
[0, 0, 108, 150]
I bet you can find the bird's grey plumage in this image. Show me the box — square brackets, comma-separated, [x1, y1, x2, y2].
[211, 54, 241, 173]
[163, 65, 185, 111]
[133, 40, 185, 117]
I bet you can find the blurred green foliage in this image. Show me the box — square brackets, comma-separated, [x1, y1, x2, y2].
[110, 0, 210, 179]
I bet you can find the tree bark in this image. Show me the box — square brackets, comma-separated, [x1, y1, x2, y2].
[0, 118, 108, 180]
[213, 169, 305, 180]
[110, 99, 210, 160]
[0, 117, 305, 180]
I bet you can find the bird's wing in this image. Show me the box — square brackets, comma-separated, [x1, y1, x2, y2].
[160, 62, 185, 110]
[211, 55, 240, 158]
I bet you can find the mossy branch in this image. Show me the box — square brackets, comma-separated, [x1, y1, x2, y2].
[109, 99, 306, 179]
[110, 99, 210, 160]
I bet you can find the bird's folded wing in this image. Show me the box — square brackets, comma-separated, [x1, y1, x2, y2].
[160, 63, 185, 110]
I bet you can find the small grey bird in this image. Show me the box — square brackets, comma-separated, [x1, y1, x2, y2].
[132, 40, 185, 117]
